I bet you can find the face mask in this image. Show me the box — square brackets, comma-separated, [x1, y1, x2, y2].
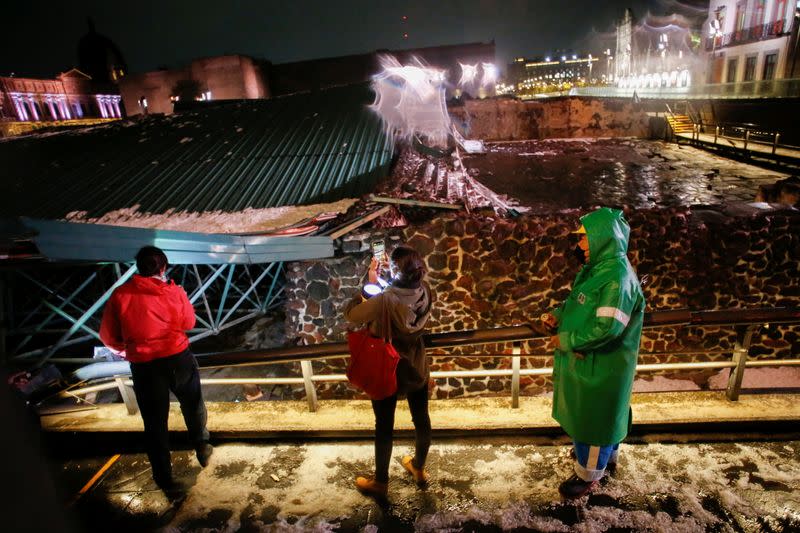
[572, 244, 588, 264]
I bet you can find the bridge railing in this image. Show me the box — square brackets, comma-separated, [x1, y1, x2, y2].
[704, 19, 792, 51]
[568, 79, 800, 99]
[684, 120, 800, 159]
[56, 307, 800, 415]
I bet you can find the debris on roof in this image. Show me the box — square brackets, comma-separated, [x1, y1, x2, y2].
[64, 198, 358, 235]
[376, 146, 529, 215]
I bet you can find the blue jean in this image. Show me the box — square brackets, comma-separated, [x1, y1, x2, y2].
[573, 441, 620, 481]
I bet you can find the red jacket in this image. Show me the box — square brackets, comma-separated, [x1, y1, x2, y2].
[100, 275, 196, 363]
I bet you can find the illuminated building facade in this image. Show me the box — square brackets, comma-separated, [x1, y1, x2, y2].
[118, 55, 271, 116]
[0, 69, 123, 124]
[616, 9, 634, 81]
[704, 0, 799, 83]
[0, 18, 126, 137]
[613, 9, 698, 90]
[507, 53, 599, 95]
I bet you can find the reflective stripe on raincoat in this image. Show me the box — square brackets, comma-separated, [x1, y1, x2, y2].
[551, 208, 645, 446]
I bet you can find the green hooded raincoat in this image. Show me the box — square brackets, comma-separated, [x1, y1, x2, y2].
[551, 208, 645, 446]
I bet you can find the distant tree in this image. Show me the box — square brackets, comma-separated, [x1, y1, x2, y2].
[171, 79, 203, 102]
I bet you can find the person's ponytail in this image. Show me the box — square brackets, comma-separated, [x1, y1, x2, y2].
[390, 245, 427, 288]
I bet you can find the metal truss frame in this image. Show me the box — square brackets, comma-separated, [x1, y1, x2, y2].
[3, 261, 284, 366]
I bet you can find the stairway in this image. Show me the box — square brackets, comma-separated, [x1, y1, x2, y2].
[666, 113, 695, 135]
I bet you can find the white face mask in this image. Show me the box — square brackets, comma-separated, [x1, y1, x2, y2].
[154, 272, 168, 282]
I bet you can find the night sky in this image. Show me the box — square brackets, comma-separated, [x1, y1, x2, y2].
[2, 0, 708, 79]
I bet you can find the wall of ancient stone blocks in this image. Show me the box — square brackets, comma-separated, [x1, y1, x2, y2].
[284, 206, 800, 399]
[447, 97, 650, 141]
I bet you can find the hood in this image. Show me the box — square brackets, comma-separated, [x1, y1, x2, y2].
[580, 207, 630, 265]
[384, 284, 432, 334]
[130, 274, 171, 295]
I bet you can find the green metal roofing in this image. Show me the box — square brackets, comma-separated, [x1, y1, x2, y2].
[0, 84, 394, 219]
[19, 218, 334, 264]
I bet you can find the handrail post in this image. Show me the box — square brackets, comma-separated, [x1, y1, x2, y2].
[773, 133, 779, 154]
[744, 129, 750, 150]
[115, 375, 138, 415]
[714, 125, 719, 144]
[511, 341, 521, 409]
[300, 360, 318, 412]
[726, 324, 759, 401]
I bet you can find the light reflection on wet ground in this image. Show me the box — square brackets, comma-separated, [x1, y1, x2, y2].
[63, 437, 800, 532]
[463, 139, 788, 211]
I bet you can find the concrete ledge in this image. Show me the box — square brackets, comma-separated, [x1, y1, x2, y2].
[40, 391, 800, 438]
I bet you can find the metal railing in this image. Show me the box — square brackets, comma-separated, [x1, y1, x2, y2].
[685, 100, 702, 126]
[682, 121, 800, 167]
[569, 79, 800, 99]
[704, 19, 791, 51]
[719, 122, 781, 152]
[690, 121, 785, 152]
[56, 307, 800, 415]
[663, 103, 691, 138]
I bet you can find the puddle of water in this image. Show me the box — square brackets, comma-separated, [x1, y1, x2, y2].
[464, 139, 774, 211]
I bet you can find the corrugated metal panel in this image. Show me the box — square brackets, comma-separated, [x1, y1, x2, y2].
[0, 84, 393, 219]
[23, 218, 334, 264]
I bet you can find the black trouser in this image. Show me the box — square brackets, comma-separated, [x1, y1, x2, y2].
[129, 349, 209, 483]
[371, 383, 431, 483]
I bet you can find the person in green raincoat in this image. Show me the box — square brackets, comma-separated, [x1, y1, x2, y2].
[541, 207, 645, 499]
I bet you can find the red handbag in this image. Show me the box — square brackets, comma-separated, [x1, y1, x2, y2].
[346, 296, 399, 400]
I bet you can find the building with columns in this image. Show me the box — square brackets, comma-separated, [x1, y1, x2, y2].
[0, 18, 127, 137]
[0, 69, 122, 134]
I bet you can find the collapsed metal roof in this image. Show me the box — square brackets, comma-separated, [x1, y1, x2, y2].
[22, 219, 333, 265]
[3, 218, 334, 264]
[0, 84, 394, 220]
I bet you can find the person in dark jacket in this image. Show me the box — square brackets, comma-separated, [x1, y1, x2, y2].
[344, 245, 434, 498]
[100, 246, 212, 491]
[542, 207, 645, 499]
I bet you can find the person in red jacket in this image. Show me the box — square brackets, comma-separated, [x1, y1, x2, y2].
[100, 246, 212, 491]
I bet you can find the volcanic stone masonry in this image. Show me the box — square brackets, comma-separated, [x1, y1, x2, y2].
[284, 206, 800, 400]
[448, 96, 650, 141]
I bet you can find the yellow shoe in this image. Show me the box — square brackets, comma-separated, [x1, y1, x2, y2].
[355, 476, 388, 498]
[401, 455, 429, 486]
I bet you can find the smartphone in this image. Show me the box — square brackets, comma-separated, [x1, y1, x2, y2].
[371, 240, 385, 259]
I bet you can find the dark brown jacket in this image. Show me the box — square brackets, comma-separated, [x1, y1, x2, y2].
[344, 282, 433, 394]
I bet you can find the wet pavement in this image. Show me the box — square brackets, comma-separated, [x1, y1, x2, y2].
[60, 437, 800, 532]
[464, 139, 788, 212]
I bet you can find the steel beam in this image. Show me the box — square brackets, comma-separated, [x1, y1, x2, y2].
[39, 265, 137, 366]
[14, 272, 99, 354]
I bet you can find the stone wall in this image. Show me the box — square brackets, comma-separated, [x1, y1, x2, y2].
[284, 207, 800, 400]
[448, 97, 650, 141]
